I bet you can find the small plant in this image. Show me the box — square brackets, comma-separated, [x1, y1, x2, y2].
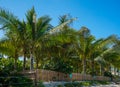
[78, 81, 91, 87]
[72, 82, 79, 86]
[98, 81, 109, 85]
[64, 83, 74, 87]
[38, 81, 45, 87]
[57, 84, 64, 87]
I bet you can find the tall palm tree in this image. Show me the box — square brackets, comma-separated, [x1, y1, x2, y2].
[0, 7, 22, 70]
[25, 8, 76, 70]
[74, 26, 118, 75]
[17, 21, 30, 70]
[93, 35, 118, 75]
[38, 15, 77, 73]
[25, 7, 52, 70]
[74, 26, 92, 74]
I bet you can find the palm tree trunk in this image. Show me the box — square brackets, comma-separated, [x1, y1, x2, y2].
[23, 47, 27, 70]
[100, 64, 102, 75]
[114, 67, 117, 75]
[14, 58, 17, 70]
[91, 60, 95, 76]
[82, 58, 86, 81]
[30, 50, 34, 70]
[36, 58, 39, 69]
[23, 54, 26, 70]
[14, 52, 18, 70]
[82, 58, 86, 74]
[35, 63, 38, 86]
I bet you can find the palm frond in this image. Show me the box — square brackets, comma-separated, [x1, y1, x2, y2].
[0, 7, 18, 30]
[48, 17, 77, 34]
[36, 15, 52, 38]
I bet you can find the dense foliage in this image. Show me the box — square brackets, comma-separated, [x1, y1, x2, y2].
[0, 7, 120, 77]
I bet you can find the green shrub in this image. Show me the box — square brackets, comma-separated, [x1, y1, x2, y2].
[0, 72, 33, 87]
[104, 71, 113, 78]
[78, 82, 91, 86]
[64, 83, 74, 87]
[97, 81, 109, 85]
[38, 81, 45, 87]
[57, 84, 64, 87]
[82, 82, 90, 86]
[88, 81, 109, 86]
[72, 82, 79, 86]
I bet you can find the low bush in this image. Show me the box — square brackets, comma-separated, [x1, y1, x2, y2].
[0, 72, 33, 87]
[80, 81, 90, 86]
[38, 81, 45, 87]
[64, 83, 74, 87]
[57, 84, 64, 87]
[63, 81, 109, 87]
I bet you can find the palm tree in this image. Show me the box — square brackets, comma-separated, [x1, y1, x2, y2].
[74, 26, 93, 74]
[38, 15, 77, 74]
[0, 7, 22, 70]
[74, 26, 118, 76]
[25, 8, 76, 70]
[24, 7, 52, 70]
[17, 21, 30, 70]
[93, 35, 118, 75]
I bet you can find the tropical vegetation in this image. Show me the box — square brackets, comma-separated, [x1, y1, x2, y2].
[0, 7, 120, 86]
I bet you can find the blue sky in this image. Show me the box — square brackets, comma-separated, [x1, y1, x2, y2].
[0, 0, 120, 39]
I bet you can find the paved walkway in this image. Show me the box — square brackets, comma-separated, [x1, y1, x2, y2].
[43, 82, 120, 87]
[44, 82, 65, 87]
[91, 84, 120, 87]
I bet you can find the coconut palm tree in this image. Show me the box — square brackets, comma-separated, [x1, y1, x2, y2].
[25, 8, 77, 70]
[74, 26, 93, 74]
[74, 26, 118, 75]
[93, 35, 119, 75]
[16, 21, 30, 70]
[0, 7, 23, 70]
[39, 15, 77, 73]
